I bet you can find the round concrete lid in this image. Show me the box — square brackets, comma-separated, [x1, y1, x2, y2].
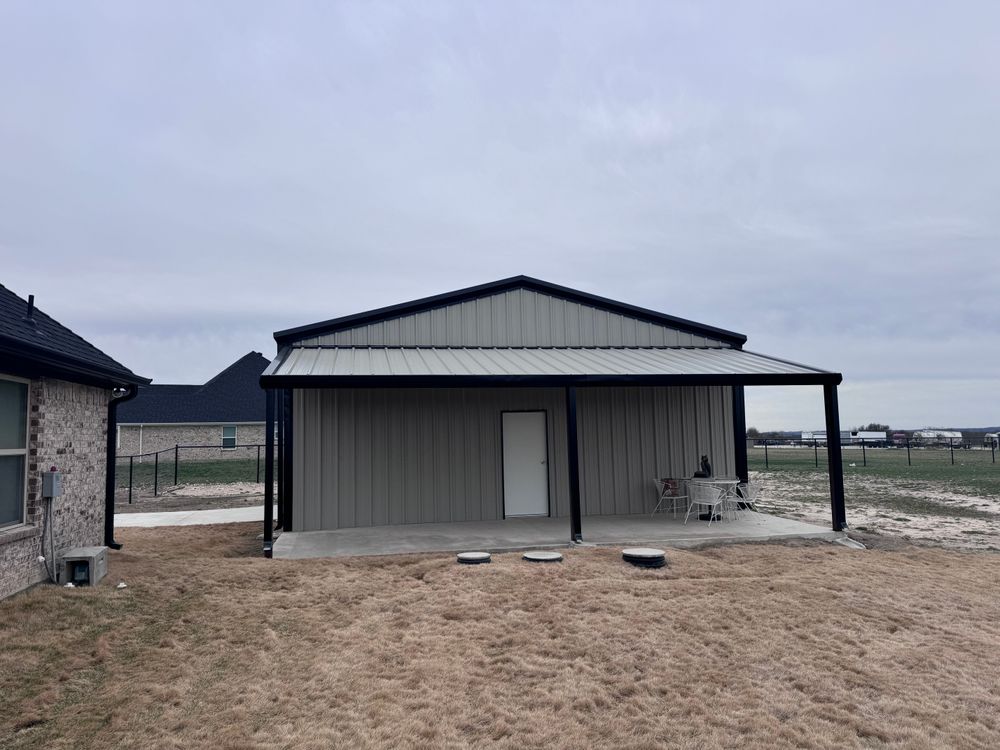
[523, 550, 563, 562]
[457, 551, 491, 564]
[622, 547, 666, 559]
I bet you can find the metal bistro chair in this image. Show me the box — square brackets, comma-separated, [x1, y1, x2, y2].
[651, 478, 688, 518]
[736, 482, 762, 513]
[684, 481, 730, 526]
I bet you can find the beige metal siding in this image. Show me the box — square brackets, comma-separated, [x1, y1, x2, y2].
[292, 387, 570, 531]
[292, 385, 735, 532]
[296, 289, 728, 348]
[577, 386, 734, 516]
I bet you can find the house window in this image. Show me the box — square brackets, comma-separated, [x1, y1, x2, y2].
[0, 376, 29, 528]
[222, 425, 237, 450]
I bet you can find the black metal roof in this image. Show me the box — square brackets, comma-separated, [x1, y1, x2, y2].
[118, 352, 270, 424]
[274, 275, 749, 347]
[0, 283, 149, 387]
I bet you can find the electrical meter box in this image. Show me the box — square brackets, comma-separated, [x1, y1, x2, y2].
[59, 546, 108, 586]
[42, 470, 64, 498]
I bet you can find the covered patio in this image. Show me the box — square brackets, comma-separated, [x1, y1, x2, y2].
[272, 511, 842, 559]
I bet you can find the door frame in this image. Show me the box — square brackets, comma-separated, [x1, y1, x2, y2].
[500, 409, 551, 519]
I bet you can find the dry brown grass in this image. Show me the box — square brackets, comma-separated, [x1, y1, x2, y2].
[3, 524, 1000, 749]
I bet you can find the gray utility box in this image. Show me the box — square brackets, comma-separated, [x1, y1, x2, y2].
[42, 470, 64, 498]
[59, 546, 108, 587]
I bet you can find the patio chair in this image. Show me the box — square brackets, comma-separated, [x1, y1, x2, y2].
[736, 482, 761, 513]
[650, 478, 688, 518]
[684, 482, 730, 526]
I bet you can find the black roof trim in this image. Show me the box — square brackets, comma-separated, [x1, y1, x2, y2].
[273, 275, 748, 347]
[0, 282, 148, 386]
[0, 337, 150, 388]
[261, 371, 842, 389]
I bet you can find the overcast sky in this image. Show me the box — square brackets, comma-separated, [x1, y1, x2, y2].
[1, 2, 998, 430]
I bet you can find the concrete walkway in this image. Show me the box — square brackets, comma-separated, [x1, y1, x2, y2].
[273, 512, 842, 559]
[116, 505, 274, 527]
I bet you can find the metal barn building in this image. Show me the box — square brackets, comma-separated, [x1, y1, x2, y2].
[259, 277, 846, 556]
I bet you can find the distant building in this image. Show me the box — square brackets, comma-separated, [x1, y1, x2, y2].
[117, 352, 269, 460]
[0, 283, 147, 599]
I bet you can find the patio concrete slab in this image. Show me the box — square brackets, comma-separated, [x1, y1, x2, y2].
[272, 512, 841, 559]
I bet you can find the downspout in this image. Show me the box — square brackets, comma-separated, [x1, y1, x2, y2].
[105, 384, 139, 549]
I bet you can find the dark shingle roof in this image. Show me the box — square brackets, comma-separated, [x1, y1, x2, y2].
[118, 352, 270, 424]
[0, 283, 148, 386]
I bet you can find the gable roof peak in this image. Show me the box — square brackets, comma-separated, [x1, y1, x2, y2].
[274, 275, 746, 346]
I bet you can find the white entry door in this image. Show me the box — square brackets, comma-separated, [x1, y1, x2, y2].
[502, 411, 549, 517]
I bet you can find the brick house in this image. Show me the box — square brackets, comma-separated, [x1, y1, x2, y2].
[0, 284, 148, 600]
[117, 352, 269, 460]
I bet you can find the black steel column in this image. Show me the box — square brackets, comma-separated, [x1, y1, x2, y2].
[282, 388, 294, 531]
[823, 383, 847, 531]
[264, 389, 275, 557]
[276, 389, 285, 530]
[566, 386, 582, 542]
[732, 385, 748, 483]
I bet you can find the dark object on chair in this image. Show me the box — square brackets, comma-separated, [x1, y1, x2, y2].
[693, 454, 712, 478]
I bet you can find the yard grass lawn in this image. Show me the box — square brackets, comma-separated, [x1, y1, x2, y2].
[115, 457, 272, 489]
[3, 525, 1000, 749]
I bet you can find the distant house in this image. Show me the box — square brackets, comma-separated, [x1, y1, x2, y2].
[0, 284, 148, 600]
[117, 352, 269, 460]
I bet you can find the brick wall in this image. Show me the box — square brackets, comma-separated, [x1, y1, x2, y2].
[0, 377, 110, 600]
[118, 423, 267, 461]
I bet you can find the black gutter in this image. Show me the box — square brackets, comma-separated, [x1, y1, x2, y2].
[273, 276, 748, 347]
[104, 384, 140, 549]
[261, 371, 842, 390]
[0, 338, 149, 388]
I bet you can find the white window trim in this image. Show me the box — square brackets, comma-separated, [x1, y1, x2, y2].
[0, 373, 30, 530]
[221, 425, 238, 450]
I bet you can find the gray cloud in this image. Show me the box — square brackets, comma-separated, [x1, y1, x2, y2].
[1, 1, 998, 429]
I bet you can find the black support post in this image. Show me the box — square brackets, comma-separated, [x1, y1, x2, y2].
[823, 384, 847, 531]
[153, 451, 159, 496]
[174, 444, 179, 486]
[731, 385, 748, 483]
[814, 439, 819, 468]
[128, 456, 134, 505]
[565, 386, 582, 542]
[276, 391, 285, 530]
[264, 389, 275, 557]
[282, 388, 294, 532]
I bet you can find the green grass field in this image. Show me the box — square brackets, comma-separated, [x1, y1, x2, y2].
[750, 446, 1000, 493]
[115, 458, 274, 489]
[749, 447, 1000, 523]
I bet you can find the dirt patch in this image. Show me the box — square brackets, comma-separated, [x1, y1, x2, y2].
[754, 471, 1000, 551]
[115, 482, 265, 513]
[3, 523, 1000, 749]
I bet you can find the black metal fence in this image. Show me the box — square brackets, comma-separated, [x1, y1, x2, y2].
[750, 437, 997, 470]
[115, 443, 275, 503]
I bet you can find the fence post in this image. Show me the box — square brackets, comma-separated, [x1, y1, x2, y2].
[993, 442, 996, 464]
[764, 441, 769, 469]
[174, 444, 179, 486]
[950, 437, 955, 465]
[814, 439, 818, 468]
[907, 437, 911, 466]
[128, 455, 134, 504]
[256, 444, 261, 483]
[154, 451, 159, 496]
[862, 439, 867, 467]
